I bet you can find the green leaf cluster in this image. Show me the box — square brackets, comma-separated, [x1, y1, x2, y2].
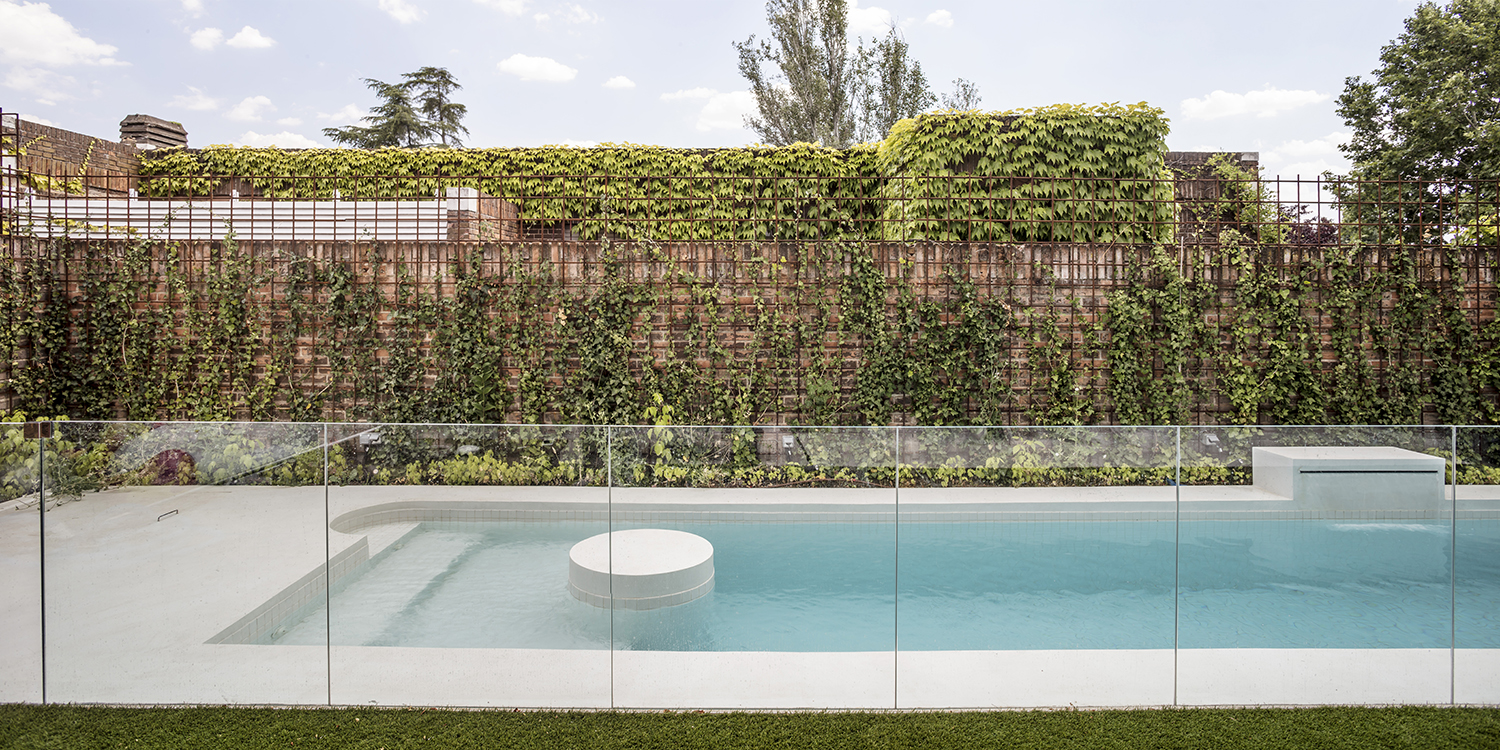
[877, 104, 1176, 243]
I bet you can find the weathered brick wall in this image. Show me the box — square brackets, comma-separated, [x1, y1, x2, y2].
[7, 119, 142, 196]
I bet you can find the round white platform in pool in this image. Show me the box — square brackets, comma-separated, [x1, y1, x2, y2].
[567, 529, 715, 610]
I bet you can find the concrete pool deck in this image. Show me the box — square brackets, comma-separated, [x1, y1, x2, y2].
[2, 482, 1498, 708]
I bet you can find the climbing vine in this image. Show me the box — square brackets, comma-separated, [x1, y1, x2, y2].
[137, 107, 1174, 246]
[3, 106, 1498, 429]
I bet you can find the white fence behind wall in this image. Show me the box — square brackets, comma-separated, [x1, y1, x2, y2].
[3, 188, 487, 241]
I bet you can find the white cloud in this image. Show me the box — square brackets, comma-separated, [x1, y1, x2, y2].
[497, 53, 577, 82]
[925, 10, 953, 27]
[168, 86, 220, 111]
[4, 66, 76, 105]
[1180, 86, 1329, 120]
[847, 0, 892, 38]
[1268, 131, 1350, 160]
[475, 0, 527, 15]
[225, 26, 275, 49]
[660, 87, 716, 101]
[603, 75, 635, 89]
[233, 130, 322, 149]
[1263, 131, 1352, 177]
[189, 27, 223, 50]
[277, 116, 304, 126]
[378, 0, 424, 23]
[181, 0, 204, 16]
[317, 103, 366, 123]
[226, 95, 275, 121]
[0, 1, 125, 66]
[696, 90, 755, 132]
[19, 113, 58, 126]
[533, 12, 549, 21]
[563, 3, 597, 23]
[661, 86, 753, 130]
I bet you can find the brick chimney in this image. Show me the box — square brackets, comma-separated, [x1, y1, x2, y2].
[119, 114, 187, 149]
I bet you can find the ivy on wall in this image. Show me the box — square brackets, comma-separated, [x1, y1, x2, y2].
[5, 107, 1499, 430]
[5, 230, 1496, 430]
[877, 103, 1175, 244]
[137, 107, 1173, 245]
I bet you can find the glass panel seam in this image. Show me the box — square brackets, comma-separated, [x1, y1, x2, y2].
[38, 430, 47, 705]
[1173, 425, 1180, 708]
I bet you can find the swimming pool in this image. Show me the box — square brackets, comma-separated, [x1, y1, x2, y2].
[10, 421, 1500, 708]
[262, 518, 1497, 652]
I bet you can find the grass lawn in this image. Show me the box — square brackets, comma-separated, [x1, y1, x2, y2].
[1, 705, 1496, 750]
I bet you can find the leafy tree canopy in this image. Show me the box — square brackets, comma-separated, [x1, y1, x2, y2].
[851, 29, 936, 143]
[1337, 0, 1500, 181]
[736, 0, 979, 147]
[323, 67, 470, 149]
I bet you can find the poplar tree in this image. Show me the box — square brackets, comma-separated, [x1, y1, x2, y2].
[735, 0, 857, 147]
[736, 0, 978, 146]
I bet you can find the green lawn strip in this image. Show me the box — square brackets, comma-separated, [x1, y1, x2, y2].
[1, 706, 1496, 750]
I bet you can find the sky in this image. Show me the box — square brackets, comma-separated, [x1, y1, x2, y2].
[0, 0, 1430, 178]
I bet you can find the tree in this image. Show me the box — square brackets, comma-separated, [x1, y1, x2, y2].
[850, 30, 936, 143]
[735, 0, 978, 146]
[1336, 0, 1500, 181]
[940, 78, 982, 111]
[735, 0, 857, 147]
[322, 67, 469, 149]
[404, 66, 470, 148]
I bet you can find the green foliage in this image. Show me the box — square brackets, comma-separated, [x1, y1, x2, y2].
[141, 141, 884, 243]
[139, 108, 1171, 245]
[0, 413, 104, 501]
[1334, 0, 1500, 255]
[322, 67, 469, 149]
[939, 78, 982, 111]
[9, 103, 1499, 428]
[4, 226, 1498, 427]
[406, 66, 470, 148]
[736, 0, 860, 147]
[850, 28, 937, 144]
[877, 104, 1176, 243]
[1104, 248, 1214, 425]
[1337, 0, 1500, 182]
[734, 0, 981, 147]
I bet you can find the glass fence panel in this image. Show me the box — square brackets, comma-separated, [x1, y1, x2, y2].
[324, 424, 610, 708]
[608, 425, 897, 709]
[42, 421, 329, 704]
[1455, 426, 1500, 703]
[1176, 425, 1454, 705]
[0, 420, 42, 701]
[895, 425, 1178, 708]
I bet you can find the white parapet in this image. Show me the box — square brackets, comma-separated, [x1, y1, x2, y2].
[1251, 446, 1447, 511]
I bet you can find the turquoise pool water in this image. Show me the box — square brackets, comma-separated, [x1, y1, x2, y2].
[266, 519, 1500, 651]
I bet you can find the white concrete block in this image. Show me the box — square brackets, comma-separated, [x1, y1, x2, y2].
[1252, 447, 1447, 511]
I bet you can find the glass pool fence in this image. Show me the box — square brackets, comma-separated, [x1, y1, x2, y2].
[1, 422, 1496, 708]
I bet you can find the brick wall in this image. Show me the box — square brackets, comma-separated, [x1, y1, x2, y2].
[3, 238, 1496, 424]
[6, 118, 142, 196]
